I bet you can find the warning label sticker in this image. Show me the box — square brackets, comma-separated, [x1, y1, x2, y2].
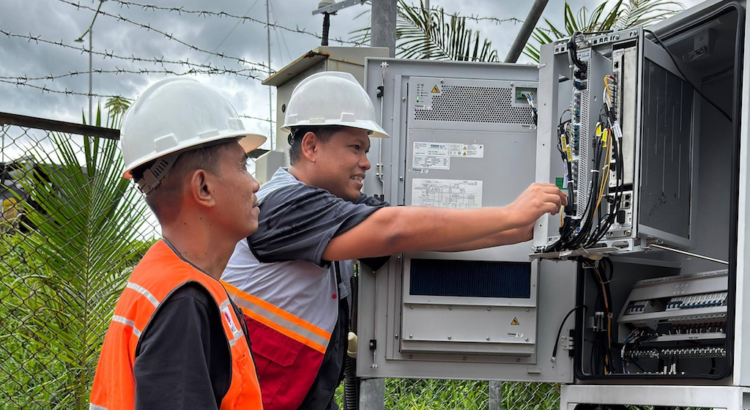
[511, 317, 520, 326]
[411, 178, 483, 209]
[431, 85, 441, 93]
[447, 144, 484, 158]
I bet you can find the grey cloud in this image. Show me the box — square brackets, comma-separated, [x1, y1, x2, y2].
[0, 0, 701, 137]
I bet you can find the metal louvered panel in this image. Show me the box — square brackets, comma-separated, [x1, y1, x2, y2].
[414, 85, 534, 125]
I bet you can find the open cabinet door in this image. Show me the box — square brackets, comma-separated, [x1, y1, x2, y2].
[357, 57, 577, 383]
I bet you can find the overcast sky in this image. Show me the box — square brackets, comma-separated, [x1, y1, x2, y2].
[1, 0, 702, 154]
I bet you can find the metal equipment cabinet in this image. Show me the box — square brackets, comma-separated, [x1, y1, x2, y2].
[358, 1, 750, 408]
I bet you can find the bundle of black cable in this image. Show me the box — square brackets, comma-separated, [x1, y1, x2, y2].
[587, 258, 617, 375]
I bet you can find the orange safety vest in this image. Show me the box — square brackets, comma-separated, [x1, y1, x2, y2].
[89, 240, 263, 410]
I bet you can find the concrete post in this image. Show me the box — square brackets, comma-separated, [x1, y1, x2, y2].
[359, 378, 385, 410]
[489, 381, 503, 410]
[371, 0, 398, 58]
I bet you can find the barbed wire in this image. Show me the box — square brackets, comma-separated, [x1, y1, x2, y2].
[0, 79, 129, 99]
[107, 0, 368, 47]
[58, 0, 276, 72]
[0, 30, 266, 79]
[0, 67, 263, 83]
[1, 81, 275, 124]
[240, 114, 275, 123]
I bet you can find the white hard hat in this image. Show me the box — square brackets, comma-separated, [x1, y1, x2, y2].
[120, 78, 266, 193]
[281, 71, 389, 138]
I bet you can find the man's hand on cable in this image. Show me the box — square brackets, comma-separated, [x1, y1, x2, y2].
[322, 182, 566, 261]
[505, 182, 567, 226]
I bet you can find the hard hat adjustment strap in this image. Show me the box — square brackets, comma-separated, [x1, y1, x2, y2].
[137, 152, 180, 195]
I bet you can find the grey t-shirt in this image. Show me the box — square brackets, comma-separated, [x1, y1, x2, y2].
[249, 184, 388, 266]
[246, 180, 388, 410]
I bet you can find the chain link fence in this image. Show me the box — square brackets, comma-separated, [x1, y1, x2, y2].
[0, 111, 560, 409]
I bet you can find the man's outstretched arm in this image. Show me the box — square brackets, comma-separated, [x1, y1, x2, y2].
[322, 183, 564, 261]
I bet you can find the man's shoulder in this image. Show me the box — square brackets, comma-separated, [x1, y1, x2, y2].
[162, 282, 217, 311]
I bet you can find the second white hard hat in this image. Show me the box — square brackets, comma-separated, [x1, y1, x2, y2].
[281, 71, 389, 138]
[121, 78, 266, 180]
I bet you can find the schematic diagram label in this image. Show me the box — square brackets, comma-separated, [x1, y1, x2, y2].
[411, 178, 483, 209]
[412, 142, 485, 171]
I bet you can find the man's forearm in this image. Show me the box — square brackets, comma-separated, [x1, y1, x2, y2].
[323, 206, 524, 261]
[438, 226, 532, 252]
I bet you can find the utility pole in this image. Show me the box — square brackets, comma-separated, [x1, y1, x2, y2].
[371, 0, 397, 57]
[266, 0, 274, 150]
[88, 28, 93, 123]
[76, 0, 104, 124]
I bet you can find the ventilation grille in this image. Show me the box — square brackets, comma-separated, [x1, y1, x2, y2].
[410, 259, 531, 298]
[414, 85, 534, 125]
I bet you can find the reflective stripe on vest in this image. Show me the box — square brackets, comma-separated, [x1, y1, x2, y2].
[89, 240, 263, 410]
[222, 280, 331, 354]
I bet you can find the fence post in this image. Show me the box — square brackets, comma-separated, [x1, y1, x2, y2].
[359, 378, 385, 410]
[489, 381, 503, 410]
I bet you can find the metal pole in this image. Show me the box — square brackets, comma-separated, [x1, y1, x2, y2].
[266, 0, 274, 150]
[371, 0, 397, 58]
[1, 125, 7, 164]
[88, 28, 93, 123]
[359, 378, 385, 410]
[424, 0, 430, 59]
[489, 381, 503, 410]
[504, 0, 548, 63]
[648, 244, 729, 265]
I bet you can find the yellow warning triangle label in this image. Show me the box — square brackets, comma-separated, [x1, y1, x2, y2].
[511, 317, 520, 325]
[431, 85, 440, 93]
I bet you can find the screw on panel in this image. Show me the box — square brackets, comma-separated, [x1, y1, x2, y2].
[399, 176, 404, 181]
[448, 306, 452, 310]
[516, 358, 521, 362]
[487, 307, 491, 311]
[409, 334, 413, 339]
[409, 355, 413, 359]
[395, 334, 399, 339]
[448, 336, 452, 340]
[463, 356, 467, 361]
[526, 308, 530, 312]
[486, 337, 491, 341]
[525, 338, 530, 342]
[401, 97, 406, 102]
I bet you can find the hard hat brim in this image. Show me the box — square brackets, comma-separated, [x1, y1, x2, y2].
[238, 134, 267, 153]
[280, 121, 389, 139]
[123, 131, 268, 179]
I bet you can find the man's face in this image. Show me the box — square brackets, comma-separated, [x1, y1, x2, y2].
[211, 142, 261, 239]
[313, 128, 371, 202]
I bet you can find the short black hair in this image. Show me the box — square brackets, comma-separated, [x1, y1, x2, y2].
[287, 126, 343, 165]
[131, 142, 236, 224]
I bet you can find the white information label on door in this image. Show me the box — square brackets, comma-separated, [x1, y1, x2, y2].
[413, 142, 484, 170]
[411, 178, 483, 209]
[412, 142, 450, 170]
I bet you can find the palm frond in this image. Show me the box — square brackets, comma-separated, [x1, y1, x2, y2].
[350, 0, 499, 62]
[8, 100, 149, 408]
[523, 0, 685, 63]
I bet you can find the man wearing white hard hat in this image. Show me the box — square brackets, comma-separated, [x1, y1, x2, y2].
[90, 78, 266, 410]
[221, 72, 566, 410]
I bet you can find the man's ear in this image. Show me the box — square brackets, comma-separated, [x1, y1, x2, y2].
[189, 169, 216, 209]
[300, 131, 318, 163]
